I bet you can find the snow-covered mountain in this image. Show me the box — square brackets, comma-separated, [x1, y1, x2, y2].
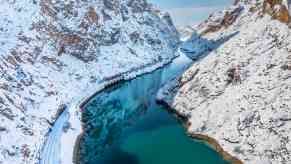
[158, 0, 291, 163]
[176, 25, 196, 40]
[0, 0, 179, 163]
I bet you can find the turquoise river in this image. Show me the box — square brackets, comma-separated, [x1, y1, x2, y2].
[79, 53, 229, 164]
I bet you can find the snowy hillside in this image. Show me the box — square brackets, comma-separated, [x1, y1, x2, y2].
[158, 0, 291, 163]
[0, 0, 179, 163]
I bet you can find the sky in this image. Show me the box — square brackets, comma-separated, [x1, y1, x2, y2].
[148, 0, 233, 27]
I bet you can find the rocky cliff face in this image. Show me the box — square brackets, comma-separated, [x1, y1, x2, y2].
[158, 0, 291, 163]
[263, 0, 290, 23]
[0, 0, 178, 163]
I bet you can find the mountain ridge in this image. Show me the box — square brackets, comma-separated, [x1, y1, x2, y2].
[158, 0, 291, 163]
[0, 0, 179, 163]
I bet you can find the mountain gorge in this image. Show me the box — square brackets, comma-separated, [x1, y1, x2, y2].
[2, 0, 291, 163]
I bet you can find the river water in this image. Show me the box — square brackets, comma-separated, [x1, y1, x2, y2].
[79, 53, 228, 164]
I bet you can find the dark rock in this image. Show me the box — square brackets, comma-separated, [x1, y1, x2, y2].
[121, 5, 130, 21]
[103, 0, 120, 10]
[128, 0, 149, 13]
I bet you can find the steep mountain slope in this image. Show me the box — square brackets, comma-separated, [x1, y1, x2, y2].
[177, 25, 195, 40]
[158, 0, 291, 163]
[0, 0, 179, 163]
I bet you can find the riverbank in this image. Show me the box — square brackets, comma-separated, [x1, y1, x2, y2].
[40, 53, 179, 164]
[156, 98, 243, 164]
[75, 51, 233, 164]
[71, 52, 188, 164]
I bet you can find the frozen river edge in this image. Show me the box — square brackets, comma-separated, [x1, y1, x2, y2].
[38, 54, 179, 164]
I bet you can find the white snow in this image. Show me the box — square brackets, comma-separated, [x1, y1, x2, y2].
[159, 1, 291, 163]
[0, 0, 179, 164]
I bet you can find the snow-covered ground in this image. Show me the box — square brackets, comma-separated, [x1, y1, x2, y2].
[158, 0, 291, 163]
[0, 0, 179, 163]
